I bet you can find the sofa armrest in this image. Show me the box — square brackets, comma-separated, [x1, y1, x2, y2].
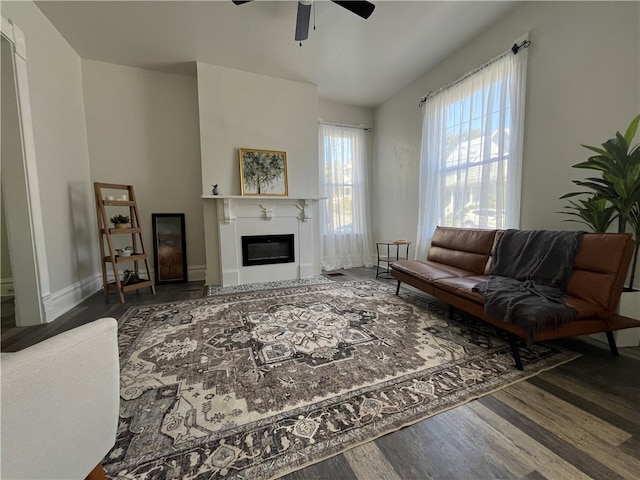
[1, 318, 119, 479]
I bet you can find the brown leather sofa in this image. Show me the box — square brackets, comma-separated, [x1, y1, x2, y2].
[390, 226, 639, 369]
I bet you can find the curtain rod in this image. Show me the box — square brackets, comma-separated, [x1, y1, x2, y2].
[318, 119, 372, 132]
[418, 39, 531, 107]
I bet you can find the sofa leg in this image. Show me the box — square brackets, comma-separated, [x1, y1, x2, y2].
[508, 333, 524, 371]
[395, 280, 401, 295]
[447, 305, 454, 319]
[86, 463, 107, 480]
[605, 331, 619, 356]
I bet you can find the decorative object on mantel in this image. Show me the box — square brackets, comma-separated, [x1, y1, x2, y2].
[239, 148, 288, 196]
[109, 214, 130, 229]
[105, 280, 578, 480]
[211, 184, 219, 195]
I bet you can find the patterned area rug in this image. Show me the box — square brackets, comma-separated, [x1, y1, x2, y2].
[105, 281, 579, 479]
[206, 275, 333, 296]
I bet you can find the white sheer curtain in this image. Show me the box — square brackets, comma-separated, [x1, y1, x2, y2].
[319, 123, 373, 270]
[415, 46, 528, 259]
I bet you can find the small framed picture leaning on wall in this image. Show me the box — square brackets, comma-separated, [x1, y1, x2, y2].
[152, 213, 188, 284]
[239, 148, 288, 196]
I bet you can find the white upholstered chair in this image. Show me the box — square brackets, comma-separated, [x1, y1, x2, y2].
[1, 317, 120, 479]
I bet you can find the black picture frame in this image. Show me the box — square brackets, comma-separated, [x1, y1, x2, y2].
[152, 213, 188, 284]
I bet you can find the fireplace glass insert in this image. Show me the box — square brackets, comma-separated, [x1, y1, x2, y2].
[242, 234, 295, 266]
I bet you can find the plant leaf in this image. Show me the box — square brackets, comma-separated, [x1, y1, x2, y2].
[623, 114, 640, 146]
[581, 144, 609, 156]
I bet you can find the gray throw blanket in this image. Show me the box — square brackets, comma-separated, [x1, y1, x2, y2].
[473, 230, 584, 345]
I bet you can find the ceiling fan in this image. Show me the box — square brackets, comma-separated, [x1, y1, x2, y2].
[232, 1, 376, 44]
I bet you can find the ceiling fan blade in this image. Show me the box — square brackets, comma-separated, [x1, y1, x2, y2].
[331, 1, 375, 19]
[295, 2, 312, 42]
[231, 1, 253, 5]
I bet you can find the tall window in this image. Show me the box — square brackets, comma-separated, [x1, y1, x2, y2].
[319, 123, 372, 270]
[415, 47, 528, 259]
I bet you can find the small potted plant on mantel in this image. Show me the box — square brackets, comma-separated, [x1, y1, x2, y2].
[560, 113, 640, 346]
[110, 214, 130, 229]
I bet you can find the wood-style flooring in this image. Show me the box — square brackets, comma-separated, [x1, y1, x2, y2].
[2, 268, 639, 479]
[1, 297, 15, 332]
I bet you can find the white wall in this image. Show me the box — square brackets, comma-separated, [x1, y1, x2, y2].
[373, 1, 640, 286]
[81, 60, 205, 280]
[197, 63, 319, 284]
[319, 100, 374, 131]
[2, 1, 97, 316]
[197, 63, 319, 197]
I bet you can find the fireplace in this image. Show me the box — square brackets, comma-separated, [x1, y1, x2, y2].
[242, 234, 295, 267]
[204, 196, 320, 286]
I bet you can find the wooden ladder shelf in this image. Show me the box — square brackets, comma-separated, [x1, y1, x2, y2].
[94, 182, 156, 303]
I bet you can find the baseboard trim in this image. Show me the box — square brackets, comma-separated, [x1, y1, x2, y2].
[43, 274, 102, 323]
[1, 277, 15, 298]
[187, 264, 206, 282]
[43, 264, 206, 322]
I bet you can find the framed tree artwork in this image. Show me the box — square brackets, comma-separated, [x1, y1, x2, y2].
[152, 213, 188, 284]
[239, 148, 288, 196]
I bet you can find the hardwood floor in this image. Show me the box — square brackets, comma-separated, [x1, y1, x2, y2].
[2, 268, 639, 479]
[1, 297, 15, 332]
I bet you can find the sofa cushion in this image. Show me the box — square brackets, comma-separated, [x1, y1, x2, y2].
[433, 276, 487, 304]
[390, 260, 471, 282]
[568, 233, 634, 311]
[562, 296, 603, 319]
[484, 230, 503, 275]
[427, 227, 498, 275]
[434, 279, 601, 320]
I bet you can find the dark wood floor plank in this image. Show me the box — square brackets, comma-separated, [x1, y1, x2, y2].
[547, 337, 640, 398]
[281, 454, 357, 480]
[0, 325, 27, 342]
[498, 381, 632, 445]
[466, 402, 590, 480]
[527, 376, 640, 437]
[538, 367, 640, 422]
[479, 395, 627, 480]
[495, 382, 640, 478]
[619, 435, 640, 461]
[523, 470, 548, 480]
[342, 442, 401, 480]
[374, 408, 515, 480]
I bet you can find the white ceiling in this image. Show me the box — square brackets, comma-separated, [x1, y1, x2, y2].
[34, 1, 516, 108]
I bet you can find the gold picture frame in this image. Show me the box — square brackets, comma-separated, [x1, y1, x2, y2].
[239, 148, 288, 196]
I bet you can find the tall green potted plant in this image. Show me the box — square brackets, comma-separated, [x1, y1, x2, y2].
[560, 113, 640, 290]
[560, 114, 640, 347]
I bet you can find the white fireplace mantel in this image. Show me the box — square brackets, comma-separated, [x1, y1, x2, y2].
[202, 195, 324, 286]
[202, 195, 324, 223]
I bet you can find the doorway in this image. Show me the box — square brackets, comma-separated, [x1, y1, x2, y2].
[1, 21, 49, 328]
